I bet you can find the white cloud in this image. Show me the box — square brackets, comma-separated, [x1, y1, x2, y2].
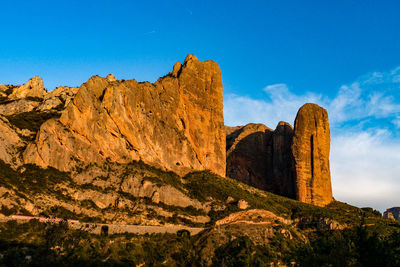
[223, 66, 400, 212]
[224, 83, 324, 128]
[331, 130, 400, 211]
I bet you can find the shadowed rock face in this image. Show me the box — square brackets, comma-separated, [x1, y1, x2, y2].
[271, 122, 296, 199]
[292, 103, 333, 206]
[226, 122, 296, 198]
[24, 54, 226, 176]
[226, 124, 273, 190]
[226, 103, 333, 206]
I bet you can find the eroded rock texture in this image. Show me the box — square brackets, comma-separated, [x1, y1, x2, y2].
[292, 103, 333, 206]
[24, 55, 226, 176]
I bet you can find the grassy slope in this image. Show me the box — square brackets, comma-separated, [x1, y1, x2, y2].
[1, 159, 398, 228]
[1, 160, 400, 265]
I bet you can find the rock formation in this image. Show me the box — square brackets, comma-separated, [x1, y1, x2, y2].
[23, 54, 226, 176]
[226, 124, 273, 191]
[292, 103, 333, 206]
[226, 122, 296, 199]
[384, 207, 400, 220]
[8, 76, 47, 100]
[0, 116, 26, 166]
[226, 103, 333, 206]
[271, 122, 296, 199]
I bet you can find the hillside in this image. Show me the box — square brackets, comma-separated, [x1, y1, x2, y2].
[1, 158, 400, 265]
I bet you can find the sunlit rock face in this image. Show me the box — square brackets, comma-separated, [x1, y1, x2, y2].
[292, 103, 333, 206]
[8, 76, 47, 100]
[24, 55, 226, 176]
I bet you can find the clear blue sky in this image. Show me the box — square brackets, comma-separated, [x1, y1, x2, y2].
[1, 1, 400, 211]
[1, 0, 399, 96]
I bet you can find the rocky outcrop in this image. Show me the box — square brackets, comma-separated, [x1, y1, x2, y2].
[292, 103, 333, 206]
[226, 103, 333, 206]
[24, 55, 226, 176]
[7, 76, 47, 100]
[384, 207, 400, 220]
[0, 116, 26, 166]
[38, 86, 79, 111]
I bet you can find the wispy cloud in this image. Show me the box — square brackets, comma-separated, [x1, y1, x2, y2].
[224, 66, 400, 212]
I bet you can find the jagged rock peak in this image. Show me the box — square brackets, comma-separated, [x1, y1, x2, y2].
[24, 54, 226, 177]
[8, 76, 47, 100]
[184, 54, 198, 63]
[172, 62, 182, 77]
[292, 103, 333, 206]
[106, 74, 117, 82]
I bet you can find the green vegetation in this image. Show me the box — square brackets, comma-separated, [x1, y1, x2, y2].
[0, 161, 71, 195]
[0, 220, 198, 266]
[183, 170, 400, 228]
[125, 160, 184, 192]
[2, 159, 400, 265]
[1, 219, 399, 266]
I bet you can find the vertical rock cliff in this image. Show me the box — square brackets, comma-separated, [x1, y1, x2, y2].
[23, 54, 226, 176]
[226, 124, 273, 191]
[226, 103, 333, 206]
[292, 103, 333, 206]
[271, 122, 296, 199]
[225, 122, 296, 199]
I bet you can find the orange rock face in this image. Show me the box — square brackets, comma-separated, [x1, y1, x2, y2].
[24, 55, 226, 176]
[292, 103, 333, 206]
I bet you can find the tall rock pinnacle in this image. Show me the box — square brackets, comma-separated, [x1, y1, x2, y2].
[292, 103, 333, 206]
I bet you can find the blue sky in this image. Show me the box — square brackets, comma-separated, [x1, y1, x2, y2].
[1, 1, 400, 211]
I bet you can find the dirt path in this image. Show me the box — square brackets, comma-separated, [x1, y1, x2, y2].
[0, 215, 205, 235]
